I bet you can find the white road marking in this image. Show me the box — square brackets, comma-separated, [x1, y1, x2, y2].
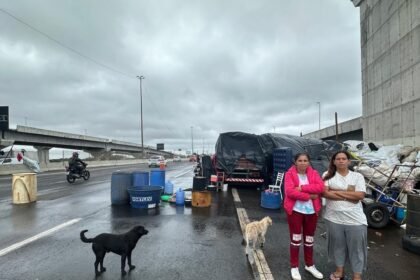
[0, 218, 82, 257]
[232, 188, 274, 280]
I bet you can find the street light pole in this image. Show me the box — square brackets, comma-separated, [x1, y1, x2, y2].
[316, 101, 321, 130]
[136, 75, 145, 158]
[191, 126, 194, 155]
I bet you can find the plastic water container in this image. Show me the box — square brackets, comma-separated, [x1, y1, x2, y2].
[12, 173, 37, 204]
[261, 190, 281, 209]
[176, 188, 185, 206]
[127, 186, 162, 209]
[164, 181, 174, 194]
[150, 169, 165, 187]
[110, 172, 132, 205]
[132, 171, 149, 188]
[395, 207, 406, 222]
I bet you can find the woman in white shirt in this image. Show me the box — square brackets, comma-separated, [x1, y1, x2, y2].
[323, 151, 367, 280]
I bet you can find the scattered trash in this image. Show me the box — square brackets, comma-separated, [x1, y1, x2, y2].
[320, 232, 327, 239]
[375, 232, 382, 237]
[400, 224, 406, 229]
[395, 253, 399, 257]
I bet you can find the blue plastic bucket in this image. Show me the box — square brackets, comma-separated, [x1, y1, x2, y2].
[127, 186, 162, 209]
[164, 181, 174, 194]
[176, 188, 185, 206]
[150, 169, 165, 187]
[111, 172, 132, 205]
[261, 191, 281, 209]
[132, 171, 149, 188]
[395, 207, 406, 222]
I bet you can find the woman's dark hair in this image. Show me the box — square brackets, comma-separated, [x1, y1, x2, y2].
[323, 150, 351, 181]
[293, 152, 311, 163]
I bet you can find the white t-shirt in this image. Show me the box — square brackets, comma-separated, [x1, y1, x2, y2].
[323, 170, 367, 226]
[293, 173, 315, 214]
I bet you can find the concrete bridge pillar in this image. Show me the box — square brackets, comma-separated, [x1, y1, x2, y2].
[85, 149, 110, 160]
[34, 146, 51, 168]
[133, 152, 143, 159]
[0, 139, 14, 150]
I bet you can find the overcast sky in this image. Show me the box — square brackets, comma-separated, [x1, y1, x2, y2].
[0, 0, 361, 154]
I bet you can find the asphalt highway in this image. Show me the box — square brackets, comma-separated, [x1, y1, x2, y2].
[0, 162, 419, 280]
[0, 162, 253, 280]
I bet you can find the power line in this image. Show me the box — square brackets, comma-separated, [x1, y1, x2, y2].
[0, 8, 134, 79]
[0, 8, 183, 143]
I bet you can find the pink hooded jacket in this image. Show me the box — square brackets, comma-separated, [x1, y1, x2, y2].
[283, 165, 324, 215]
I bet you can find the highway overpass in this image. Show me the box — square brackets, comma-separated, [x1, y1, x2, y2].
[0, 125, 172, 167]
[303, 117, 363, 142]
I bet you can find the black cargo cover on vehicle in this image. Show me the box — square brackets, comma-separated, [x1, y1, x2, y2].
[215, 132, 331, 184]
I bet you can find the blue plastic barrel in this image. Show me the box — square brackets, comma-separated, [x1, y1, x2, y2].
[176, 188, 185, 206]
[260, 191, 281, 209]
[111, 172, 132, 205]
[164, 181, 174, 194]
[150, 169, 165, 188]
[132, 171, 149, 188]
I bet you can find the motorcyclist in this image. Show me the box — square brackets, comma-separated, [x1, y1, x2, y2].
[68, 152, 86, 175]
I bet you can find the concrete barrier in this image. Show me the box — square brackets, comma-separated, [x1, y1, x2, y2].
[0, 159, 149, 176]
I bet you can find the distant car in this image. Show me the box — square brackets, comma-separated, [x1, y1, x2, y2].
[173, 156, 181, 162]
[148, 155, 167, 168]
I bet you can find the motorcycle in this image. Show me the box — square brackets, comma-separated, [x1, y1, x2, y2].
[65, 163, 90, 183]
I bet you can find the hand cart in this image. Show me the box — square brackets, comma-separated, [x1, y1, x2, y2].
[357, 162, 419, 229]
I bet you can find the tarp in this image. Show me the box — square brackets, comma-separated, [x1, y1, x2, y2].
[214, 132, 331, 183]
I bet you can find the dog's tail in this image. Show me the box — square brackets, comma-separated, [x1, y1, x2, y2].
[80, 230, 93, 243]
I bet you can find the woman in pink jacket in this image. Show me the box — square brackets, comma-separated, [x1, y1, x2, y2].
[284, 152, 324, 280]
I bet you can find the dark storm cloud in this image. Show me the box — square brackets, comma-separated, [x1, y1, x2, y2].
[0, 0, 361, 152]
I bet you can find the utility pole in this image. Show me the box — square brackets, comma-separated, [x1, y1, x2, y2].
[136, 76, 145, 158]
[316, 102, 321, 130]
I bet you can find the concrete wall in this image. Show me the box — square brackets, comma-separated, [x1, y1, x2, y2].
[355, 0, 420, 146]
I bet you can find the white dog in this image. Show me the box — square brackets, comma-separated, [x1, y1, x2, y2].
[243, 216, 272, 255]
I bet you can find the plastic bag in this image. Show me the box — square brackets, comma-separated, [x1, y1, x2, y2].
[22, 156, 41, 173]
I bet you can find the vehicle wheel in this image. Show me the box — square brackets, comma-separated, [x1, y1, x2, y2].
[364, 202, 390, 229]
[67, 175, 75, 184]
[83, 170, 90, 180]
[402, 235, 420, 255]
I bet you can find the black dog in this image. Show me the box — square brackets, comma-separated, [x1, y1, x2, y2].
[80, 225, 148, 276]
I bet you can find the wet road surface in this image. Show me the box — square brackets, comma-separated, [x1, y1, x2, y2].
[0, 163, 252, 280]
[1, 162, 419, 279]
